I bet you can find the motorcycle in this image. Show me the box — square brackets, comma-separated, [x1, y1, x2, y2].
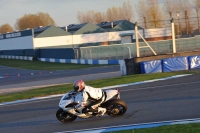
[56, 89, 127, 123]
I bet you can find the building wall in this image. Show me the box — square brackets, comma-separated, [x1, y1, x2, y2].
[142, 28, 172, 41]
[33, 36, 72, 48]
[72, 28, 171, 47]
[72, 32, 109, 45]
[0, 36, 33, 50]
[0, 30, 34, 50]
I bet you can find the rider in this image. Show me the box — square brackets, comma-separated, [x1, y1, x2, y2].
[73, 79, 106, 116]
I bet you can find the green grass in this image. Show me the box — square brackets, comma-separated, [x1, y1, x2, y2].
[0, 58, 109, 70]
[107, 123, 200, 133]
[0, 70, 197, 103]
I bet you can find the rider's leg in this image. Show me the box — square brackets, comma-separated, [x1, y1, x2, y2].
[90, 101, 106, 116]
[97, 107, 106, 116]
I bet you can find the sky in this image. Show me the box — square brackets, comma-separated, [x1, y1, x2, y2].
[0, 0, 168, 29]
[0, 0, 143, 29]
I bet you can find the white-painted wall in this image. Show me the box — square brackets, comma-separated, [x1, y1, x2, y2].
[109, 30, 135, 41]
[144, 28, 172, 38]
[0, 36, 33, 50]
[33, 36, 72, 48]
[72, 30, 137, 44]
[72, 33, 109, 44]
[0, 28, 172, 50]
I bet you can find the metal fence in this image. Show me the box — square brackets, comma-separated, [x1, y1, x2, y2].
[78, 17, 200, 60]
[79, 45, 128, 60]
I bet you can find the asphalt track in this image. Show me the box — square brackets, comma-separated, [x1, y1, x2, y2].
[0, 65, 122, 94]
[0, 65, 120, 86]
[0, 72, 200, 133]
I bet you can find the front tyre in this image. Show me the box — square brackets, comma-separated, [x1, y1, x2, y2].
[106, 99, 127, 117]
[56, 108, 77, 123]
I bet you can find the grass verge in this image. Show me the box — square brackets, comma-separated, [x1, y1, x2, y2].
[0, 70, 197, 103]
[107, 123, 200, 133]
[0, 58, 109, 70]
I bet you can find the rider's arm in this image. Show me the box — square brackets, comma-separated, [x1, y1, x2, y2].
[75, 91, 88, 109]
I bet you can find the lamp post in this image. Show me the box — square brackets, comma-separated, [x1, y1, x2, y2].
[196, 9, 200, 32]
[176, 11, 180, 38]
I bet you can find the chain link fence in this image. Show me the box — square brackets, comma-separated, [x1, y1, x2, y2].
[77, 17, 200, 59]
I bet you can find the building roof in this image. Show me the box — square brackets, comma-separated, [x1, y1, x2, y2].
[34, 25, 71, 38]
[97, 20, 124, 31]
[60, 20, 144, 34]
[34, 26, 51, 37]
[61, 23, 88, 34]
[73, 23, 107, 35]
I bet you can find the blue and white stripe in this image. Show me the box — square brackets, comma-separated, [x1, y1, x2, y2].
[38, 58, 122, 65]
[0, 55, 33, 60]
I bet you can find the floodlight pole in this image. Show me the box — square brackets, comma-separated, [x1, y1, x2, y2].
[135, 22, 140, 57]
[171, 18, 176, 53]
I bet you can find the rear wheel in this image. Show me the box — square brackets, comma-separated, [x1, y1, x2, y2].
[106, 99, 127, 117]
[56, 108, 77, 123]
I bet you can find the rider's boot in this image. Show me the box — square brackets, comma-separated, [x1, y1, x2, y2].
[98, 107, 106, 117]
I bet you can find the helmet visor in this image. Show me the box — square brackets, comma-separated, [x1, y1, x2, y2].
[74, 86, 79, 92]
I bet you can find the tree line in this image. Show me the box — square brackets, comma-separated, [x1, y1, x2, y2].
[0, 12, 55, 34]
[77, 0, 200, 29]
[1, 0, 200, 34]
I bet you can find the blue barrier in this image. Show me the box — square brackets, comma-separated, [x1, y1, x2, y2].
[162, 56, 189, 72]
[140, 60, 162, 74]
[188, 55, 200, 69]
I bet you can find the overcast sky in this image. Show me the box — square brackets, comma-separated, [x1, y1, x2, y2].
[0, 0, 167, 29]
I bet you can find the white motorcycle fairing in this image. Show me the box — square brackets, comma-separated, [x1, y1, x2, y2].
[56, 89, 127, 123]
[59, 91, 91, 118]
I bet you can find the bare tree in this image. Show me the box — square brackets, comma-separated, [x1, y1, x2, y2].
[177, 0, 193, 34]
[107, 0, 134, 22]
[106, 8, 113, 22]
[163, 0, 177, 18]
[106, 6, 121, 22]
[136, 0, 164, 28]
[15, 12, 56, 30]
[0, 23, 14, 33]
[136, 0, 148, 28]
[121, 0, 134, 21]
[147, 0, 165, 28]
[193, 0, 200, 32]
[94, 12, 106, 24]
[77, 0, 134, 24]
[111, 6, 120, 21]
[106, 7, 118, 22]
[77, 10, 106, 24]
[38, 12, 55, 26]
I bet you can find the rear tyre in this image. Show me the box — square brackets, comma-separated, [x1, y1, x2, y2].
[56, 108, 77, 123]
[106, 99, 127, 117]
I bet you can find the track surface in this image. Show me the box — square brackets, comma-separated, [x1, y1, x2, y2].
[0, 65, 120, 86]
[0, 73, 200, 133]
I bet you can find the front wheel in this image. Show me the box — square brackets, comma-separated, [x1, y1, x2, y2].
[106, 99, 127, 117]
[56, 108, 77, 123]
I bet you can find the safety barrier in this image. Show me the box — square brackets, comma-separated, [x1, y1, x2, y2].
[37, 58, 122, 65]
[139, 55, 200, 74]
[0, 55, 33, 60]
